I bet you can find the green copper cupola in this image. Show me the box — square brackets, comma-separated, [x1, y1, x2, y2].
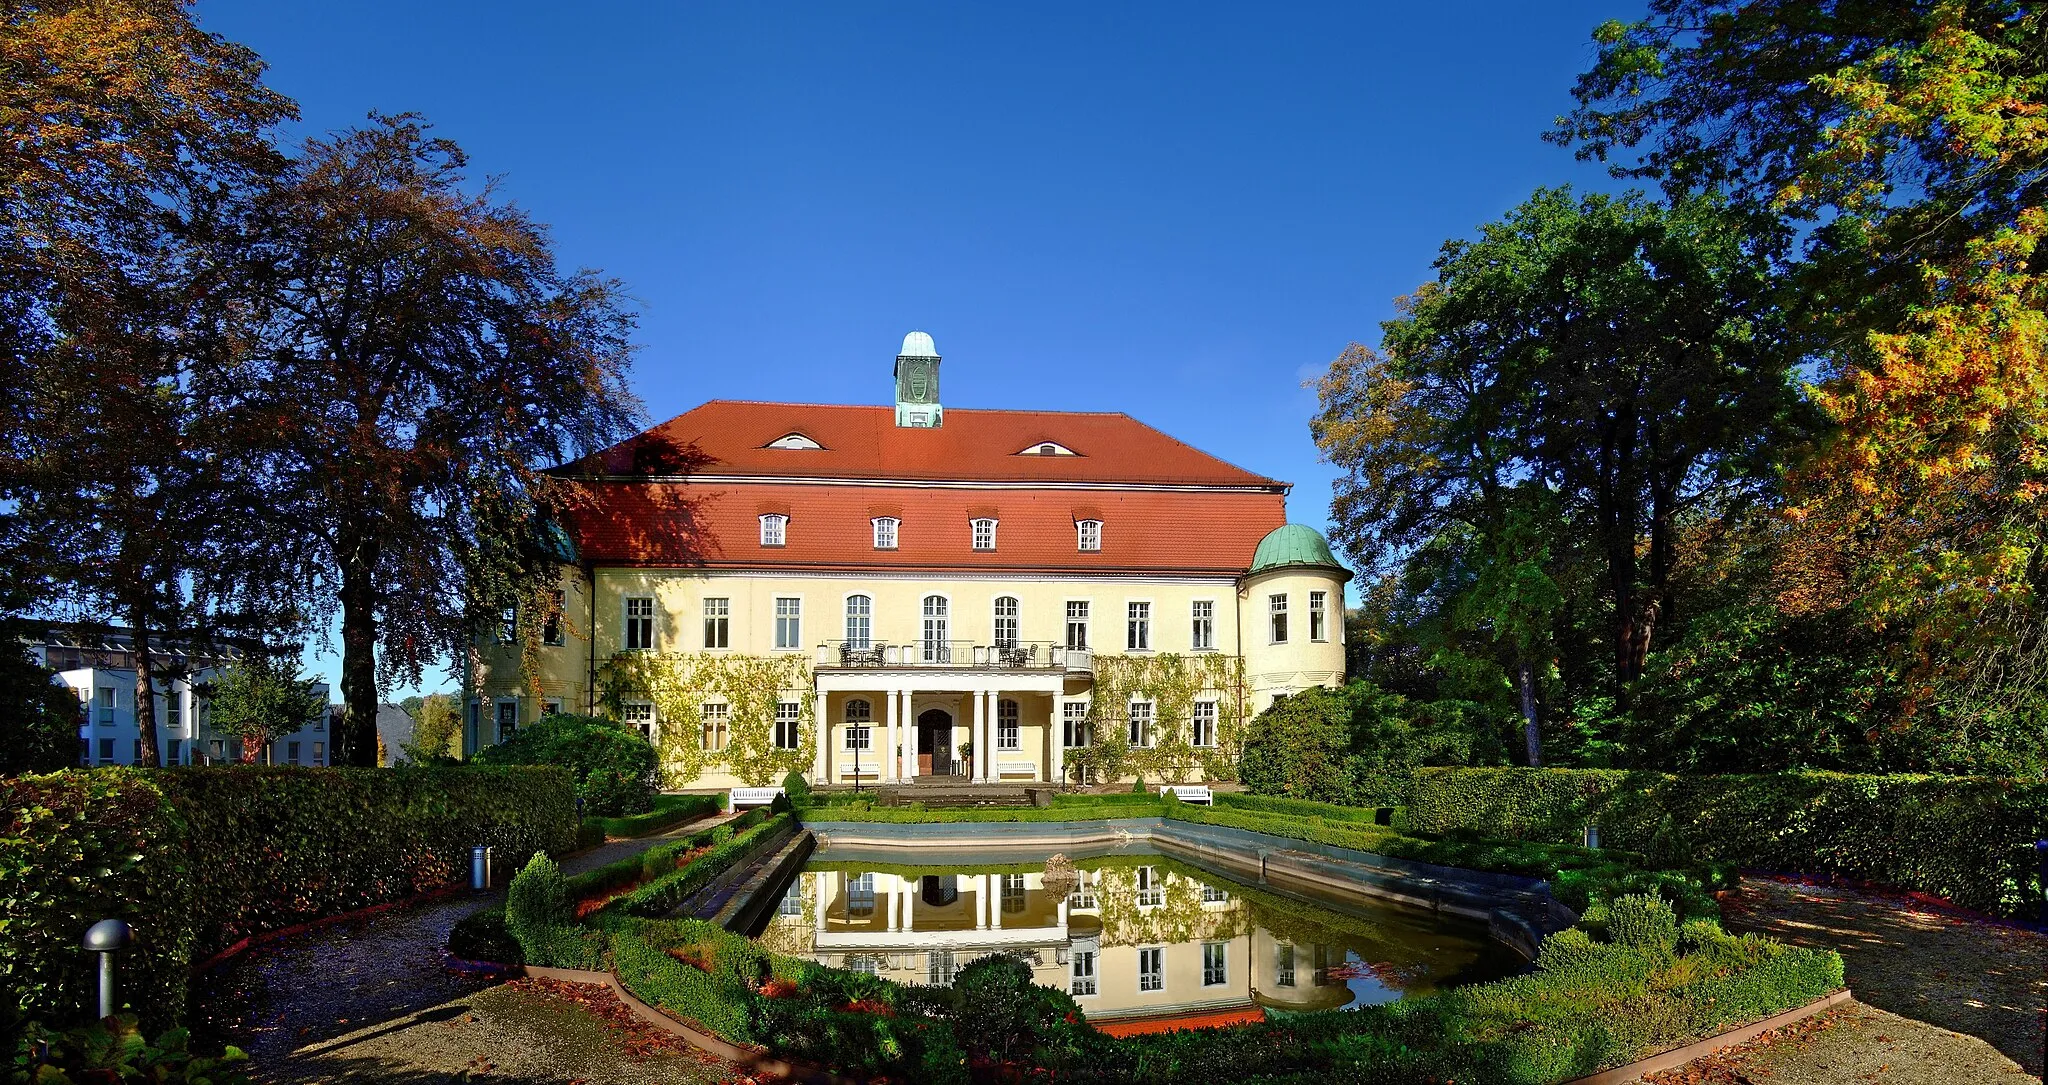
[894, 330, 942, 428]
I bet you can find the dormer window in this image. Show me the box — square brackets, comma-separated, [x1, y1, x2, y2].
[764, 432, 823, 450]
[1016, 440, 1079, 456]
[971, 518, 997, 551]
[1077, 519, 1102, 551]
[760, 513, 787, 547]
[872, 517, 899, 550]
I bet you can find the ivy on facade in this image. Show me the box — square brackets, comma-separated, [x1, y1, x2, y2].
[1069, 652, 1247, 783]
[598, 651, 815, 786]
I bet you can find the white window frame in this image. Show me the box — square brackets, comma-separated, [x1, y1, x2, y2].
[624, 596, 655, 651]
[774, 701, 802, 750]
[496, 606, 517, 644]
[1128, 700, 1154, 748]
[1070, 949, 1098, 997]
[1190, 599, 1215, 650]
[1192, 700, 1218, 748]
[921, 594, 950, 662]
[623, 700, 656, 741]
[996, 699, 1020, 751]
[1126, 600, 1152, 651]
[1203, 941, 1228, 987]
[1201, 883, 1230, 904]
[844, 698, 872, 751]
[1276, 943, 1297, 987]
[759, 513, 787, 547]
[1062, 700, 1091, 748]
[773, 596, 803, 650]
[872, 517, 899, 550]
[1269, 593, 1289, 644]
[1138, 946, 1164, 992]
[703, 596, 730, 649]
[992, 596, 1020, 648]
[1076, 519, 1101, 551]
[1309, 590, 1329, 642]
[844, 593, 873, 649]
[970, 517, 997, 551]
[1135, 864, 1164, 907]
[1065, 599, 1090, 650]
[495, 698, 520, 743]
[700, 702, 729, 751]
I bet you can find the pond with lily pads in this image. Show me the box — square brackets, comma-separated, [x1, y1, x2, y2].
[745, 838, 1525, 1033]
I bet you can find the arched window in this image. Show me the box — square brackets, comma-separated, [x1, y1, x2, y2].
[970, 518, 997, 551]
[759, 513, 787, 546]
[1076, 519, 1102, 551]
[993, 596, 1020, 648]
[845, 595, 872, 649]
[922, 595, 949, 662]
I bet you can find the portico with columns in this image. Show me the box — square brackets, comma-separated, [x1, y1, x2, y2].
[811, 659, 1084, 784]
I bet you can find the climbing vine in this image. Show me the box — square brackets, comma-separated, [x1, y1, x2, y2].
[1080, 860, 1246, 948]
[598, 652, 814, 786]
[1069, 652, 1246, 784]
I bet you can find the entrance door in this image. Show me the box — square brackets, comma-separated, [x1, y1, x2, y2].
[919, 709, 954, 775]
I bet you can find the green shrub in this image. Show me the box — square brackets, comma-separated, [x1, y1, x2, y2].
[474, 714, 656, 816]
[586, 792, 723, 840]
[950, 955, 1092, 1072]
[448, 907, 521, 965]
[781, 770, 812, 809]
[1606, 893, 1679, 952]
[12, 1015, 249, 1085]
[1404, 767, 2048, 917]
[507, 854, 571, 942]
[1237, 687, 1357, 802]
[610, 814, 792, 917]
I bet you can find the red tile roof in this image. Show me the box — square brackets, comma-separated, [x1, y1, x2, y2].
[561, 401, 1285, 489]
[560, 480, 1286, 575]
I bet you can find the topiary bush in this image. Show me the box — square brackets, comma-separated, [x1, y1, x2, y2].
[1237, 688, 1358, 803]
[474, 714, 657, 816]
[781, 769, 812, 809]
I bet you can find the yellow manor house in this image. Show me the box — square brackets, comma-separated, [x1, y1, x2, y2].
[464, 333, 1349, 789]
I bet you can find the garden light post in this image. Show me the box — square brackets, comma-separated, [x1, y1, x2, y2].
[82, 919, 135, 1020]
[1583, 824, 1601, 850]
[472, 844, 493, 890]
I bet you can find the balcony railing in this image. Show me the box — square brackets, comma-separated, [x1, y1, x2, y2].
[817, 640, 1094, 675]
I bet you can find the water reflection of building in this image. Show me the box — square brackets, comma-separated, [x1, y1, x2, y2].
[766, 865, 1374, 1026]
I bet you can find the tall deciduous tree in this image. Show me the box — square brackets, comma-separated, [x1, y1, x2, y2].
[1, 0, 294, 763]
[241, 114, 641, 764]
[1315, 188, 1807, 703]
[202, 654, 325, 764]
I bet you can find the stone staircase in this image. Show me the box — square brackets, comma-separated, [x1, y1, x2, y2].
[878, 779, 1050, 808]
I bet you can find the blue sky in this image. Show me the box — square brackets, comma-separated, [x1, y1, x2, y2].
[194, 1, 1630, 695]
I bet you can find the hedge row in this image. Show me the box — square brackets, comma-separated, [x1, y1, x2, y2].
[2, 766, 576, 1033]
[1398, 768, 2048, 917]
[585, 792, 724, 840]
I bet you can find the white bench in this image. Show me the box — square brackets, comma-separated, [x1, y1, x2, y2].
[729, 786, 784, 809]
[996, 760, 1038, 779]
[1163, 785, 1213, 805]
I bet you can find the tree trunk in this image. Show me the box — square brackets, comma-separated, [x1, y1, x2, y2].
[338, 527, 382, 766]
[131, 618, 160, 767]
[1517, 658, 1541, 767]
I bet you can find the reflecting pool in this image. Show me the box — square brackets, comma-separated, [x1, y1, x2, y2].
[750, 848, 1524, 1031]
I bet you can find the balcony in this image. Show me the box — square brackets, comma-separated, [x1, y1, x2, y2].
[816, 640, 1094, 680]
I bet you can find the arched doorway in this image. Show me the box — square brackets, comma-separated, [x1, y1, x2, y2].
[918, 708, 955, 776]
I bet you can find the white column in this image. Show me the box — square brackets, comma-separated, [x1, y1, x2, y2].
[812, 691, 828, 783]
[883, 687, 899, 784]
[976, 874, 989, 929]
[816, 874, 829, 934]
[902, 879, 915, 930]
[978, 691, 993, 782]
[1058, 894, 1070, 932]
[991, 874, 1003, 930]
[886, 874, 900, 931]
[898, 691, 915, 780]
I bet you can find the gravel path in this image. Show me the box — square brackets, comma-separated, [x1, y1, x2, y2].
[1638, 1001, 2035, 1085]
[193, 810, 743, 1084]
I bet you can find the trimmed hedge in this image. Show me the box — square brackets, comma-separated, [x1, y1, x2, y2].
[585, 792, 724, 840]
[1400, 768, 2048, 917]
[801, 797, 1168, 823]
[2, 766, 576, 1033]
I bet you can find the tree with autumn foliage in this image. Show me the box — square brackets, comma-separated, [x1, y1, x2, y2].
[231, 114, 642, 765]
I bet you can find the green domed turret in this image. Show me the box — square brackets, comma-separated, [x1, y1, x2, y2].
[1248, 524, 1350, 580]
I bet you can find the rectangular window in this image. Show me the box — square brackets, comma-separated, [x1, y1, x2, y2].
[774, 597, 802, 650]
[543, 589, 566, 646]
[97, 687, 115, 725]
[779, 884, 803, 917]
[992, 596, 1019, 647]
[845, 719, 871, 751]
[1192, 701, 1218, 748]
[166, 739, 182, 766]
[1203, 942, 1228, 987]
[1309, 590, 1328, 642]
[971, 518, 997, 550]
[846, 873, 876, 917]
[1191, 600, 1214, 650]
[1070, 950, 1098, 996]
[1065, 601, 1089, 650]
[928, 951, 957, 986]
[286, 740, 301, 766]
[1138, 947, 1164, 992]
[846, 954, 880, 975]
[774, 701, 802, 750]
[872, 517, 898, 549]
[1001, 873, 1026, 914]
[844, 595, 872, 649]
[760, 513, 787, 546]
[1269, 593, 1289, 644]
[1126, 601, 1151, 651]
[497, 607, 517, 644]
[700, 703, 729, 751]
[311, 741, 325, 766]
[625, 596, 655, 650]
[1135, 865, 1164, 907]
[1128, 701, 1154, 748]
[165, 694, 181, 731]
[997, 699, 1020, 750]
[703, 597, 729, 649]
[99, 737, 115, 763]
[1201, 883, 1229, 903]
[132, 738, 142, 763]
[1062, 701, 1091, 748]
[623, 701, 655, 740]
[496, 701, 518, 742]
[1276, 943, 1297, 987]
[1077, 519, 1101, 551]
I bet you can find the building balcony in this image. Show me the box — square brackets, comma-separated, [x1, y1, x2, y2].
[815, 640, 1094, 681]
